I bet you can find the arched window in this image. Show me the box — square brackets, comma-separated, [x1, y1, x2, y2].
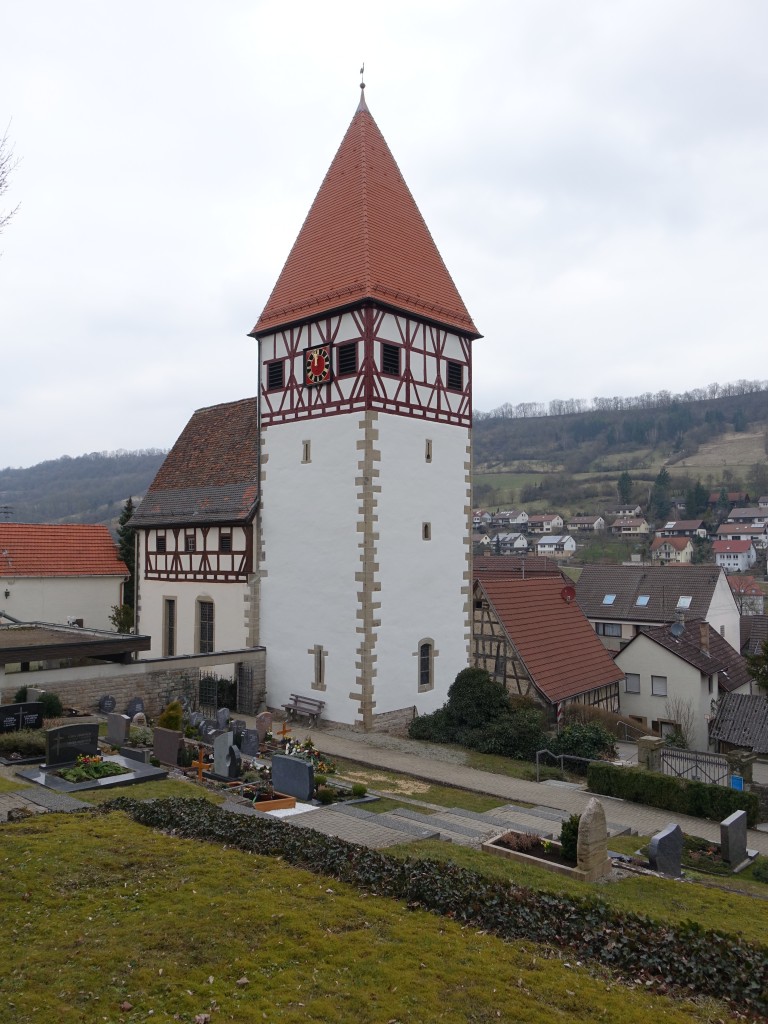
[417, 639, 435, 692]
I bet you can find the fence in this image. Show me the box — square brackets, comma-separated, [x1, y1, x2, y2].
[660, 746, 729, 787]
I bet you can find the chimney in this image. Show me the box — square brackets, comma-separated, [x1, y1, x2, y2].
[700, 622, 710, 654]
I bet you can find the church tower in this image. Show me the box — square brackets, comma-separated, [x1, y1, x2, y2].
[252, 85, 481, 729]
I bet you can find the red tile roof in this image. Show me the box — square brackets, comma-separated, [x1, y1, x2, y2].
[714, 540, 753, 554]
[650, 536, 692, 552]
[251, 91, 479, 338]
[476, 576, 623, 704]
[0, 524, 128, 578]
[474, 555, 565, 579]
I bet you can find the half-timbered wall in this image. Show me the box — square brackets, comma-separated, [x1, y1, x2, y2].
[259, 306, 472, 428]
[143, 525, 252, 582]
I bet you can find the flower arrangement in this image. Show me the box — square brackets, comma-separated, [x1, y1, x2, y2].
[282, 737, 336, 774]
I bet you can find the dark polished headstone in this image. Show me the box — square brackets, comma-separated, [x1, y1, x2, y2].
[0, 702, 43, 734]
[648, 823, 683, 877]
[272, 753, 314, 801]
[45, 723, 99, 768]
[98, 695, 117, 714]
[125, 697, 145, 720]
[239, 729, 259, 756]
[226, 744, 242, 779]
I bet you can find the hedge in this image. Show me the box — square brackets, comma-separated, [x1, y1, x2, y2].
[587, 762, 760, 827]
[105, 797, 768, 1015]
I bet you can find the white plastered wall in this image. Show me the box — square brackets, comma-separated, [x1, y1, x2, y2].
[0, 575, 124, 631]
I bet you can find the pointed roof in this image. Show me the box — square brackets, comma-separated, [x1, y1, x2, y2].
[252, 88, 479, 338]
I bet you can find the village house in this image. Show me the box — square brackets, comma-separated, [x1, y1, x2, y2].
[729, 575, 765, 615]
[133, 85, 478, 729]
[527, 513, 564, 534]
[575, 563, 741, 653]
[0, 524, 128, 632]
[713, 539, 757, 573]
[493, 532, 528, 554]
[535, 534, 577, 559]
[614, 619, 753, 751]
[715, 522, 768, 550]
[710, 692, 768, 755]
[708, 490, 751, 510]
[490, 509, 528, 529]
[610, 516, 650, 537]
[726, 506, 768, 527]
[655, 520, 707, 539]
[472, 574, 623, 719]
[567, 515, 606, 532]
[649, 536, 694, 564]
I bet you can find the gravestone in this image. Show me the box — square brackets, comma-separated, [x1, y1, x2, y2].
[98, 695, 117, 714]
[189, 712, 205, 729]
[226, 743, 242, 779]
[272, 753, 314, 801]
[45, 723, 99, 768]
[239, 729, 259, 756]
[125, 697, 145, 720]
[576, 797, 612, 881]
[254, 711, 273, 742]
[199, 720, 217, 743]
[213, 731, 234, 777]
[648, 823, 683, 877]
[131, 712, 148, 728]
[0, 701, 43, 734]
[720, 810, 748, 866]
[216, 707, 231, 731]
[106, 713, 130, 747]
[26, 687, 45, 703]
[153, 727, 182, 767]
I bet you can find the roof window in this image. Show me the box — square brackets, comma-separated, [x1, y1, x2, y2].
[602, 594, 616, 605]
[636, 595, 650, 607]
[676, 596, 692, 610]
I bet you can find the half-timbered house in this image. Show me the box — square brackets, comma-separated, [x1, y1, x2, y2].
[472, 575, 623, 718]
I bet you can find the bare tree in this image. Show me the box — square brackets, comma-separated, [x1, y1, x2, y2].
[664, 697, 697, 749]
[0, 124, 19, 235]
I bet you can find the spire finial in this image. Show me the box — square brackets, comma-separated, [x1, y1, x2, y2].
[356, 63, 369, 113]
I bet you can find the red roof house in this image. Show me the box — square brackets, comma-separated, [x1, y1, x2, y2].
[473, 575, 623, 713]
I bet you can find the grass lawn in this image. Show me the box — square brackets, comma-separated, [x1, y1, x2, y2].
[0, 810, 738, 1024]
[0, 774, 28, 793]
[73, 777, 226, 806]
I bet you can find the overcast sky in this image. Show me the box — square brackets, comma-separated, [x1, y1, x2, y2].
[2, 1, 767, 469]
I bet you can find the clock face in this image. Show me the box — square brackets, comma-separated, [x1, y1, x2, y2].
[305, 344, 333, 386]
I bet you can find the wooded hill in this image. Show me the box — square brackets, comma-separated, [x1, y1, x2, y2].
[0, 450, 166, 528]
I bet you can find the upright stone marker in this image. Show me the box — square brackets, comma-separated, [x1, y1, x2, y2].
[45, 723, 99, 768]
[576, 797, 612, 881]
[226, 743, 242, 779]
[213, 731, 234, 777]
[125, 697, 145, 720]
[216, 707, 231, 731]
[98, 695, 117, 714]
[239, 729, 259, 756]
[272, 753, 314, 801]
[254, 711, 273, 742]
[153, 727, 182, 767]
[106, 713, 131, 747]
[648, 824, 683, 877]
[720, 810, 748, 866]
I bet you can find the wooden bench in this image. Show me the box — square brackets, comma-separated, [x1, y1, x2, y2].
[281, 693, 326, 727]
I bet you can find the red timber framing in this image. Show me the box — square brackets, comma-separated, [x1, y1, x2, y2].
[144, 526, 252, 583]
[260, 304, 472, 428]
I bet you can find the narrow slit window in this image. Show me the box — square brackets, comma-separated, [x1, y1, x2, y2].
[302, 440, 311, 464]
[382, 343, 400, 376]
[425, 439, 432, 463]
[267, 360, 284, 390]
[446, 360, 463, 391]
[423, 522, 431, 541]
[418, 641, 434, 691]
[337, 342, 357, 376]
[156, 533, 166, 554]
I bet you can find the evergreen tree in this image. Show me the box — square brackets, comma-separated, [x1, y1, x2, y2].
[649, 468, 671, 522]
[117, 497, 136, 609]
[617, 470, 632, 505]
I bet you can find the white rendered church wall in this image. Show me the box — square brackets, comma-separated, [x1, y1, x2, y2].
[259, 415, 362, 721]
[374, 415, 470, 714]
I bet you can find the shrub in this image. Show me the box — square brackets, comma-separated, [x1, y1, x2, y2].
[559, 813, 581, 864]
[351, 782, 367, 798]
[314, 773, 327, 787]
[752, 859, 768, 884]
[408, 707, 453, 743]
[14, 686, 63, 718]
[129, 725, 153, 747]
[472, 711, 547, 761]
[552, 723, 617, 761]
[317, 786, 335, 805]
[587, 762, 760, 827]
[177, 744, 194, 768]
[157, 700, 183, 731]
[444, 668, 511, 731]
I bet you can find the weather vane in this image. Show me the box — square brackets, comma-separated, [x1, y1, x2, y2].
[360, 62, 365, 90]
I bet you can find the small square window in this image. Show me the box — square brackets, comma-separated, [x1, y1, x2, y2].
[337, 342, 357, 376]
[676, 596, 692, 610]
[267, 360, 284, 390]
[602, 594, 616, 605]
[446, 361, 463, 391]
[382, 343, 400, 376]
[185, 533, 196, 553]
[651, 675, 668, 696]
[636, 595, 650, 607]
[624, 673, 640, 693]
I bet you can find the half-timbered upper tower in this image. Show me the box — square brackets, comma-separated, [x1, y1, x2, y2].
[252, 85, 481, 728]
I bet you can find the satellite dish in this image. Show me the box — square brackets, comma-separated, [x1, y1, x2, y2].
[670, 621, 685, 637]
[561, 585, 576, 604]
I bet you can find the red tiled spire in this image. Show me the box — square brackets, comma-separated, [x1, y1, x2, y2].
[251, 87, 479, 338]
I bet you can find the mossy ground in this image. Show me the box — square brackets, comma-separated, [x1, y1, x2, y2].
[0, 812, 735, 1024]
